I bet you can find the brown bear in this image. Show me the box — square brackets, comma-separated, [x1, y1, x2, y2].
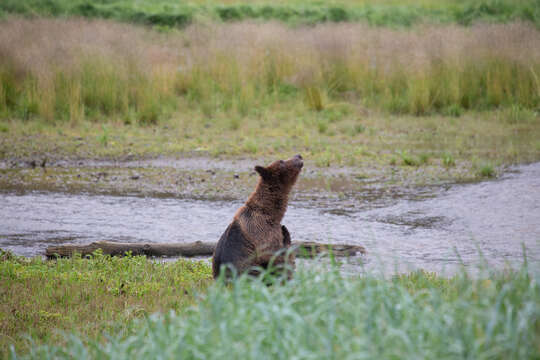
[212, 154, 303, 279]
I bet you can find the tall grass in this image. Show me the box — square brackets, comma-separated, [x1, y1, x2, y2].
[1, 18, 540, 123]
[0, 18, 181, 124]
[15, 262, 540, 359]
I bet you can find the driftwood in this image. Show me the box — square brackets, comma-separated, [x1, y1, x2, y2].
[45, 241, 216, 259]
[45, 241, 366, 259]
[293, 241, 366, 258]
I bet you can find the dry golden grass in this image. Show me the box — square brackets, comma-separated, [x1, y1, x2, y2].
[1, 18, 539, 123]
[0, 18, 183, 123]
[0, 18, 180, 74]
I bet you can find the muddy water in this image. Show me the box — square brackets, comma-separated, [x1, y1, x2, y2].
[1, 163, 539, 274]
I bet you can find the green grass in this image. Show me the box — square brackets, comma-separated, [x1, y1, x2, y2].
[97, 125, 109, 147]
[442, 153, 456, 167]
[0, 56, 177, 125]
[2, 105, 540, 179]
[6, 255, 539, 359]
[1, 19, 539, 125]
[398, 150, 420, 166]
[1, 0, 540, 28]
[0, 250, 212, 358]
[478, 163, 496, 177]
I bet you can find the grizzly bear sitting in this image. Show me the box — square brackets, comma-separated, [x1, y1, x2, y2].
[212, 154, 303, 279]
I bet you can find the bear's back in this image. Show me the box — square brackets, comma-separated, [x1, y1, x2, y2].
[212, 220, 255, 278]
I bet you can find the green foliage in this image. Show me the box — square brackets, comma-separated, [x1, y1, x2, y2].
[418, 152, 430, 165]
[442, 152, 456, 167]
[504, 104, 538, 124]
[314, 150, 333, 167]
[98, 125, 109, 147]
[478, 163, 496, 177]
[398, 150, 419, 166]
[353, 123, 365, 134]
[16, 263, 540, 360]
[174, 55, 540, 119]
[345, 122, 366, 137]
[396, 151, 430, 166]
[1, 0, 540, 28]
[442, 104, 463, 117]
[316, 118, 328, 133]
[1, 20, 540, 169]
[0, 252, 212, 357]
[243, 139, 258, 154]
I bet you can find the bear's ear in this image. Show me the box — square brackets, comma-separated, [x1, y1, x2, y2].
[255, 165, 270, 179]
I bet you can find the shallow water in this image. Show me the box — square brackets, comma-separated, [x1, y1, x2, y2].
[1, 163, 539, 274]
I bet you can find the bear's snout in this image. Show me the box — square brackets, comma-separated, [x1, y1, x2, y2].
[293, 154, 303, 169]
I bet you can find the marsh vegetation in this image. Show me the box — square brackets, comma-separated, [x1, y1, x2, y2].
[2, 19, 539, 122]
[1, 18, 539, 172]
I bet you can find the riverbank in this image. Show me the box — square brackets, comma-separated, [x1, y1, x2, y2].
[0, 251, 212, 358]
[2, 251, 538, 359]
[2, 106, 540, 197]
[2, 18, 539, 186]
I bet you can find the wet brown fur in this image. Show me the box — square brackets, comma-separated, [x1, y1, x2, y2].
[212, 155, 303, 278]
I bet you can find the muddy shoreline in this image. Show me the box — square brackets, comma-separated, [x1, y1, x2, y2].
[0, 155, 485, 206]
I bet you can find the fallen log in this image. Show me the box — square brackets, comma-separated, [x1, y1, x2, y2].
[45, 241, 216, 259]
[293, 242, 366, 258]
[45, 241, 366, 259]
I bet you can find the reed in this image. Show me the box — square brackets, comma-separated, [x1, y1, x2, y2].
[1, 18, 539, 123]
[0, 18, 181, 124]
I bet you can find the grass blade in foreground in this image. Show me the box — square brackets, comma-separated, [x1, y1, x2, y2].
[19, 264, 540, 360]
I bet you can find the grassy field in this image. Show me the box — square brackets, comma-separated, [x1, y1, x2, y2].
[2, 251, 538, 359]
[1, 0, 539, 28]
[1, 19, 539, 123]
[0, 250, 212, 358]
[2, 106, 539, 180]
[1, 18, 539, 175]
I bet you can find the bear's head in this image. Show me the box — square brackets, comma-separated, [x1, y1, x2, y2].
[254, 154, 303, 193]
